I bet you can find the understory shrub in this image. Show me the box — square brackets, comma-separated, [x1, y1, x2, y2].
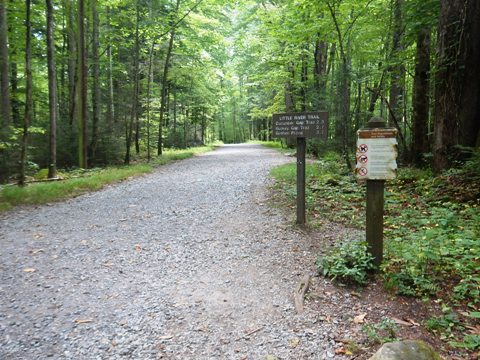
[317, 241, 375, 285]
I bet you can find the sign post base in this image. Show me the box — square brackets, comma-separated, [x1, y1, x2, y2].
[296, 137, 306, 225]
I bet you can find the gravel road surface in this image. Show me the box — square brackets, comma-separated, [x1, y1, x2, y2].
[1, 144, 347, 359]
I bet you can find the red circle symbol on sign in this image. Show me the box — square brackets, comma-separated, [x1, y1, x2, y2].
[358, 167, 368, 176]
[358, 144, 368, 153]
[359, 155, 368, 163]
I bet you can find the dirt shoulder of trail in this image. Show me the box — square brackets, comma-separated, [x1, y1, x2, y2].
[277, 210, 476, 360]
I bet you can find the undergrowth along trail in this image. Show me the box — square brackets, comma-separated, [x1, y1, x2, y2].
[270, 150, 480, 354]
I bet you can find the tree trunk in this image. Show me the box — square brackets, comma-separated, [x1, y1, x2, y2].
[300, 49, 308, 111]
[158, 8, 178, 155]
[19, 0, 33, 186]
[46, 0, 58, 178]
[411, 26, 431, 166]
[90, 0, 100, 164]
[284, 63, 295, 112]
[388, 0, 405, 128]
[313, 36, 328, 111]
[0, 0, 11, 128]
[146, 40, 155, 161]
[77, 0, 88, 168]
[67, 0, 76, 126]
[125, 1, 140, 165]
[433, 0, 480, 172]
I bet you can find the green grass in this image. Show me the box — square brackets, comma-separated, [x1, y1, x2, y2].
[0, 146, 215, 212]
[249, 140, 291, 153]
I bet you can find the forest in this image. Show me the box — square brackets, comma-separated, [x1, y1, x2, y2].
[0, 0, 479, 183]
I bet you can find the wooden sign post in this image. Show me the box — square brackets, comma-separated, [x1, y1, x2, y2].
[272, 112, 328, 225]
[356, 117, 398, 267]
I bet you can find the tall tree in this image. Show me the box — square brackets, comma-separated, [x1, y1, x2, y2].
[0, 0, 11, 128]
[158, 0, 180, 156]
[19, 0, 33, 186]
[46, 0, 58, 178]
[90, 0, 100, 163]
[388, 0, 407, 156]
[433, 0, 480, 172]
[77, 0, 88, 168]
[125, 0, 140, 165]
[411, 26, 430, 166]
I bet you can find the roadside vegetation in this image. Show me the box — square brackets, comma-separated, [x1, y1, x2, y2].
[0, 146, 215, 212]
[269, 144, 480, 353]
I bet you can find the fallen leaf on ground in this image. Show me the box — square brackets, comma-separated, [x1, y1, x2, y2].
[353, 313, 367, 324]
[29, 249, 44, 255]
[74, 319, 93, 324]
[335, 347, 352, 355]
[289, 337, 300, 348]
[159, 335, 173, 340]
[466, 325, 480, 335]
[406, 318, 420, 326]
[391, 317, 413, 326]
[23, 268, 36, 273]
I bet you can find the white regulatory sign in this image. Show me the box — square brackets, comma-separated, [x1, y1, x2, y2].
[356, 128, 398, 180]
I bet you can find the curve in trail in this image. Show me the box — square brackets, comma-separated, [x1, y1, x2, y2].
[0, 144, 338, 359]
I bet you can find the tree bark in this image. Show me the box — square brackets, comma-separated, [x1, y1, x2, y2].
[90, 0, 100, 164]
[19, 0, 33, 186]
[0, 0, 11, 128]
[67, 0, 76, 126]
[313, 36, 328, 111]
[125, 1, 140, 165]
[411, 26, 431, 166]
[388, 0, 405, 129]
[158, 0, 179, 155]
[433, 0, 480, 172]
[146, 40, 155, 161]
[77, 0, 88, 168]
[46, 0, 58, 178]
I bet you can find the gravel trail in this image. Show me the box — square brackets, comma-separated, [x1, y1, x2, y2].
[0, 144, 345, 360]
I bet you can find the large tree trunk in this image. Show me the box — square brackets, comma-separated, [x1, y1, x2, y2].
[19, 0, 33, 186]
[125, 1, 140, 165]
[146, 40, 155, 161]
[313, 36, 328, 111]
[300, 48, 308, 111]
[90, 0, 100, 164]
[157, 15, 177, 155]
[388, 0, 406, 152]
[411, 26, 431, 166]
[433, 0, 480, 172]
[46, 0, 58, 178]
[66, 0, 76, 126]
[0, 0, 11, 128]
[77, 0, 88, 168]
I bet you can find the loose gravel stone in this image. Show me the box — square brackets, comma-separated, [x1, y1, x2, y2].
[1, 144, 345, 359]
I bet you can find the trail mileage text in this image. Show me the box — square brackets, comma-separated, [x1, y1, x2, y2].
[272, 112, 328, 139]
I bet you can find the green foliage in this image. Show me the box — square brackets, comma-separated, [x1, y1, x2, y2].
[270, 151, 480, 306]
[426, 310, 461, 338]
[362, 318, 399, 345]
[317, 241, 375, 285]
[449, 335, 480, 350]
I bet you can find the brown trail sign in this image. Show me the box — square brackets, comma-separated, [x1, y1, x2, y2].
[272, 112, 329, 225]
[357, 117, 398, 268]
[272, 112, 328, 138]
